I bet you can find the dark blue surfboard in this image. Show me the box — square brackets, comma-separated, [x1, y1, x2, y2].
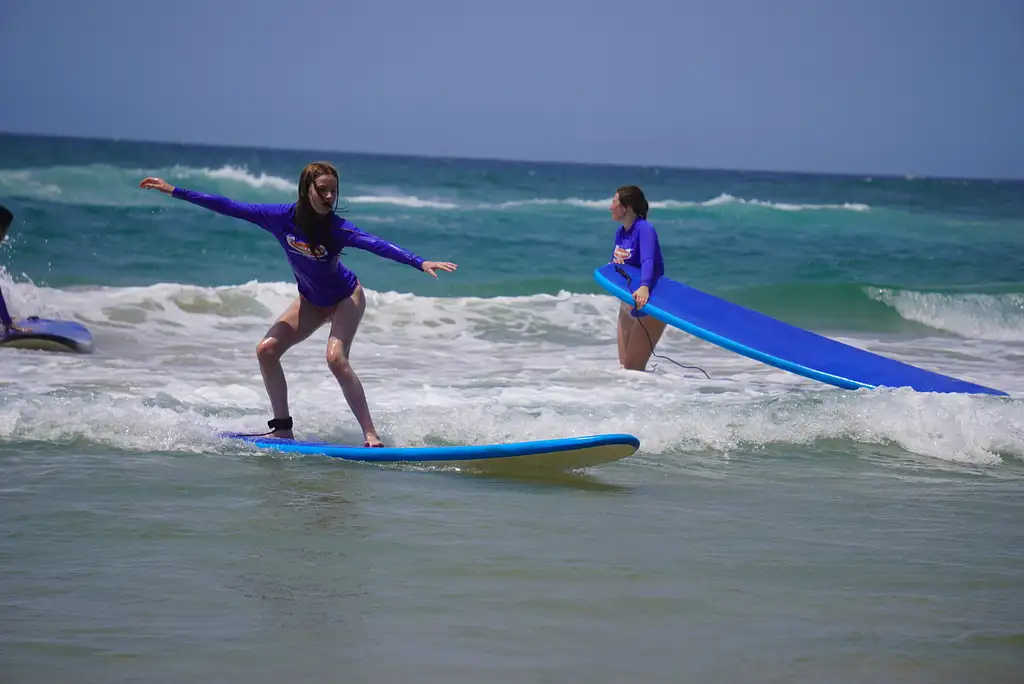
[0, 316, 95, 354]
[595, 263, 1006, 397]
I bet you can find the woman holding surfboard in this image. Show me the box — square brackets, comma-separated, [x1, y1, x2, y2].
[609, 185, 668, 371]
[140, 162, 458, 447]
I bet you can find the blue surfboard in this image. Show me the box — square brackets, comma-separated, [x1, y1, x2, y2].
[222, 432, 640, 471]
[595, 263, 1007, 397]
[0, 316, 95, 354]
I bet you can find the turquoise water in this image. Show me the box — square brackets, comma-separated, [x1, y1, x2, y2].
[1, 133, 1022, 682]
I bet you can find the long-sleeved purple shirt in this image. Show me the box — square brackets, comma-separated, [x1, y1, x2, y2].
[0, 285, 12, 328]
[610, 217, 665, 288]
[171, 187, 425, 306]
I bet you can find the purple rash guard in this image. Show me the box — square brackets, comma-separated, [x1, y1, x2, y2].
[610, 217, 664, 288]
[171, 188, 425, 306]
[0, 286, 12, 329]
[611, 217, 664, 317]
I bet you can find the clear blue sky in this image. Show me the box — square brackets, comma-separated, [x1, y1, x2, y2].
[2, 0, 1022, 178]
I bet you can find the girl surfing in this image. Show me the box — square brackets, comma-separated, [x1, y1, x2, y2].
[140, 162, 457, 447]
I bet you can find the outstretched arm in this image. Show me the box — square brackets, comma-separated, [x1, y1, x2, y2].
[341, 223, 458, 278]
[139, 177, 267, 226]
[343, 224, 424, 269]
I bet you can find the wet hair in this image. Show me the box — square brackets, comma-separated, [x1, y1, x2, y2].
[294, 162, 342, 259]
[616, 185, 649, 219]
[0, 205, 12, 236]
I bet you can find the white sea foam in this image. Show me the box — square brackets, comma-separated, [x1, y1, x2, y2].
[869, 288, 1024, 342]
[1, 276, 1020, 466]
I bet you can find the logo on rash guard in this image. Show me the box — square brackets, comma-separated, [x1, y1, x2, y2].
[612, 245, 632, 264]
[286, 234, 328, 260]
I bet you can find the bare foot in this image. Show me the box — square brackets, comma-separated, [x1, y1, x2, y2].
[364, 433, 384, 447]
[271, 429, 294, 440]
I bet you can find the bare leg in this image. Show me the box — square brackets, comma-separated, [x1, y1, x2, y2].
[324, 284, 382, 446]
[256, 297, 333, 438]
[617, 302, 634, 367]
[623, 313, 668, 371]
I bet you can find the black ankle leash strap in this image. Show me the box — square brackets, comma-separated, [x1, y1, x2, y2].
[235, 416, 293, 438]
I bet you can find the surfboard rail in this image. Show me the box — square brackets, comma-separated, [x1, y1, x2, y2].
[222, 432, 641, 471]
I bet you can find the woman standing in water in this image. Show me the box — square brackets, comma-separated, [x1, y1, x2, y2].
[140, 162, 457, 446]
[608, 185, 668, 371]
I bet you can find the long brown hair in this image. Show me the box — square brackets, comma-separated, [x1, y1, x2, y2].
[0, 205, 12, 240]
[616, 185, 649, 219]
[294, 162, 340, 259]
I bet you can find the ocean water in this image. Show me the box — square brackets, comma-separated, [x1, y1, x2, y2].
[1, 133, 1022, 682]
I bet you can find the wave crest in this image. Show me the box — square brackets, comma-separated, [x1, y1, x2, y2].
[0, 164, 871, 213]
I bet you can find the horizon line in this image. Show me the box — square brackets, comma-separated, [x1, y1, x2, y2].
[1, 129, 1020, 184]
